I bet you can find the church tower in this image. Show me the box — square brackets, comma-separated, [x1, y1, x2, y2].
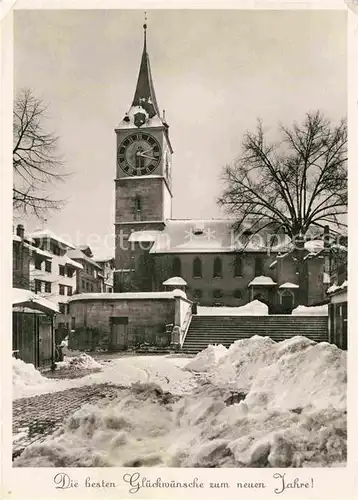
[114, 22, 173, 291]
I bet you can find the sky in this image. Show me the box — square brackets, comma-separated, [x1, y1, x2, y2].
[13, 9, 347, 258]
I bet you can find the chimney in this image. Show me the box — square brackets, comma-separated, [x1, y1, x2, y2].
[16, 224, 25, 239]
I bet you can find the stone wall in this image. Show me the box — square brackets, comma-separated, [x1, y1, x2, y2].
[68, 297, 176, 351]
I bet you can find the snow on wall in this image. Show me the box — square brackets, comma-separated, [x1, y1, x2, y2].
[197, 300, 268, 316]
[292, 304, 328, 316]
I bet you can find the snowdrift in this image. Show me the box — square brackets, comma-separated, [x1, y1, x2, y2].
[14, 336, 346, 468]
[292, 304, 328, 316]
[185, 344, 227, 372]
[197, 300, 268, 316]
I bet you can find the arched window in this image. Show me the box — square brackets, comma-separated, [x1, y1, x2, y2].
[234, 255, 243, 277]
[213, 257, 222, 278]
[193, 257, 202, 278]
[172, 257, 181, 276]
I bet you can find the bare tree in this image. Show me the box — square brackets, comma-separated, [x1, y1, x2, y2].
[13, 88, 68, 217]
[219, 111, 347, 304]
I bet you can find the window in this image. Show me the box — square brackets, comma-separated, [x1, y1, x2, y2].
[213, 289, 223, 299]
[134, 195, 142, 221]
[193, 257, 202, 278]
[58, 303, 66, 314]
[234, 255, 243, 277]
[34, 279, 42, 293]
[233, 289, 242, 299]
[45, 260, 52, 273]
[66, 304, 70, 315]
[13, 251, 21, 270]
[86, 282, 90, 291]
[172, 257, 181, 276]
[44, 281, 52, 293]
[35, 257, 42, 270]
[81, 279, 85, 291]
[90, 283, 94, 292]
[67, 268, 74, 278]
[59, 265, 65, 276]
[59, 285, 65, 295]
[193, 289, 202, 299]
[71, 317, 76, 330]
[52, 245, 61, 256]
[67, 286, 73, 296]
[254, 256, 263, 276]
[213, 257, 222, 278]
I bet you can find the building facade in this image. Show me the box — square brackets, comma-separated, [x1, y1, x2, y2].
[67, 246, 104, 294]
[113, 25, 332, 309]
[29, 229, 83, 341]
[95, 257, 115, 293]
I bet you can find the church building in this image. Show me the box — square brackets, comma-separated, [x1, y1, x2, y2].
[113, 23, 330, 312]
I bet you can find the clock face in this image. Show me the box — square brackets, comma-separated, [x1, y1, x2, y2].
[117, 132, 162, 176]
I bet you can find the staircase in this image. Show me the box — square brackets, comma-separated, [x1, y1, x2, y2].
[182, 315, 329, 354]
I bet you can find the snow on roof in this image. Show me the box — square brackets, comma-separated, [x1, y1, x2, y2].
[23, 243, 53, 259]
[326, 280, 348, 295]
[149, 219, 282, 254]
[269, 260, 277, 269]
[29, 229, 75, 249]
[68, 290, 187, 302]
[162, 276, 187, 286]
[248, 276, 277, 287]
[58, 255, 83, 270]
[67, 249, 102, 269]
[279, 282, 299, 289]
[128, 231, 161, 243]
[116, 106, 165, 130]
[12, 234, 22, 242]
[12, 288, 58, 313]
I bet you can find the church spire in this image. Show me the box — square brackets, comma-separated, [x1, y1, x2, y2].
[131, 19, 160, 119]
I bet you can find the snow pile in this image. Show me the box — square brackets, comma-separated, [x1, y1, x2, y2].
[14, 336, 346, 468]
[56, 353, 102, 371]
[292, 304, 328, 316]
[12, 358, 49, 399]
[197, 300, 268, 316]
[185, 344, 227, 372]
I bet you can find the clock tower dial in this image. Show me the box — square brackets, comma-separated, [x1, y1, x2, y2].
[117, 132, 162, 176]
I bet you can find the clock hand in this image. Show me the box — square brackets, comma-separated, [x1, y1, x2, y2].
[140, 147, 154, 154]
[137, 153, 156, 160]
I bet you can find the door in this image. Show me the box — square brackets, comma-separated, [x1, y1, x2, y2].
[281, 290, 294, 314]
[110, 317, 129, 350]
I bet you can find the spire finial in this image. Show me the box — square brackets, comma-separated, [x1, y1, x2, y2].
[143, 12, 147, 45]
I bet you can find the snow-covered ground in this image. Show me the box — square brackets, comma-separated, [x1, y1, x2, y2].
[13, 354, 196, 400]
[13, 336, 346, 468]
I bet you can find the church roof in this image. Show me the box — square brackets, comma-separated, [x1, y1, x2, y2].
[149, 219, 290, 254]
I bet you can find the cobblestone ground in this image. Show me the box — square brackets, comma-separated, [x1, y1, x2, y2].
[12, 383, 124, 460]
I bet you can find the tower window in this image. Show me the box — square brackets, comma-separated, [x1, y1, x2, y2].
[172, 257, 181, 276]
[213, 257, 222, 278]
[134, 195, 142, 221]
[254, 256, 263, 276]
[193, 257, 202, 278]
[234, 255, 243, 277]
